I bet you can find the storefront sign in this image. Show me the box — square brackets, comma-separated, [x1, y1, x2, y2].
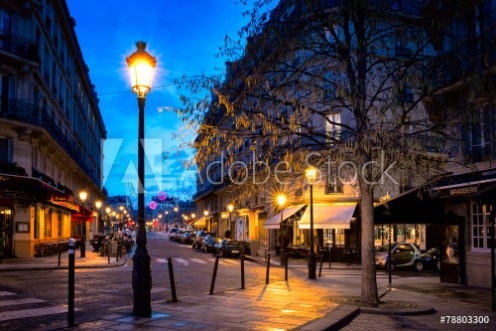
[448, 186, 478, 196]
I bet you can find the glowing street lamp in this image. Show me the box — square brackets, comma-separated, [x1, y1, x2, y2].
[305, 167, 318, 279]
[127, 41, 156, 317]
[227, 204, 234, 238]
[276, 194, 287, 266]
[118, 205, 125, 231]
[79, 190, 88, 258]
[105, 207, 111, 235]
[95, 200, 102, 234]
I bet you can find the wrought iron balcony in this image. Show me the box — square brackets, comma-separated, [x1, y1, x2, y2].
[0, 28, 39, 62]
[0, 97, 99, 185]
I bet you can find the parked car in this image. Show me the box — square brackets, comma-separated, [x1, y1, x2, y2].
[180, 231, 195, 244]
[214, 239, 244, 258]
[167, 228, 179, 241]
[201, 235, 222, 253]
[416, 247, 440, 271]
[375, 242, 422, 271]
[192, 231, 215, 249]
[174, 230, 187, 242]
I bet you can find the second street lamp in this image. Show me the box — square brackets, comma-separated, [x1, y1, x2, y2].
[276, 194, 287, 267]
[126, 41, 156, 317]
[227, 204, 234, 239]
[105, 207, 111, 235]
[95, 200, 102, 234]
[305, 167, 318, 279]
[79, 190, 88, 258]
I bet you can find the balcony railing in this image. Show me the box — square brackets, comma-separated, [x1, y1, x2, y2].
[321, 0, 425, 16]
[0, 97, 99, 185]
[0, 28, 39, 62]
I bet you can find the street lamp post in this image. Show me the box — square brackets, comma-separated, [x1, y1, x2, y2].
[105, 207, 111, 235]
[126, 41, 156, 317]
[277, 194, 287, 267]
[111, 211, 116, 234]
[95, 201, 102, 233]
[204, 210, 209, 232]
[119, 205, 124, 231]
[305, 167, 317, 279]
[227, 204, 234, 238]
[79, 190, 88, 258]
[174, 207, 179, 226]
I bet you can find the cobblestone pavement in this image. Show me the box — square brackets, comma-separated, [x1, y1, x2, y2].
[1, 233, 496, 330]
[341, 280, 496, 331]
[0, 235, 287, 330]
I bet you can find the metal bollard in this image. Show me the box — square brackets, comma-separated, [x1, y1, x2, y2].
[328, 246, 332, 269]
[265, 252, 271, 284]
[107, 241, 110, 264]
[210, 256, 220, 295]
[116, 241, 119, 263]
[58, 245, 62, 267]
[241, 254, 245, 289]
[285, 252, 288, 281]
[167, 257, 177, 302]
[319, 254, 324, 278]
[68, 238, 75, 327]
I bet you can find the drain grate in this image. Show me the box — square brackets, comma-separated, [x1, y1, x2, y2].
[323, 296, 418, 309]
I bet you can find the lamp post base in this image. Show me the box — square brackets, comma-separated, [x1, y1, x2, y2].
[132, 245, 152, 317]
[80, 236, 86, 258]
[280, 248, 287, 267]
[308, 250, 317, 279]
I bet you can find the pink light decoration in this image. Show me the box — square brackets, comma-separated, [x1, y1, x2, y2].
[158, 191, 167, 201]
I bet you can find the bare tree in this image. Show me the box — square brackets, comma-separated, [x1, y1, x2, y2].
[176, 0, 485, 306]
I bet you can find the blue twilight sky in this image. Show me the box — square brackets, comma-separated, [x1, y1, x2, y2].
[66, 0, 249, 200]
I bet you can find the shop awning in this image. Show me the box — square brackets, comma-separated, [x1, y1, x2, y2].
[71, 205, 93, 223]
[298, 203, 357, 229]
[49, 196, 79, 212]
[264, 205, 306, 229]
[185, 218, 196, 226]
[194, 217, 206, 227]
[0, 173, 68, 200]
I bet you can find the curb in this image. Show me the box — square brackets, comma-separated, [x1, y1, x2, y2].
[0, 257, 129, 271]
[293, 305, 360, 331]
[359, 306, 436, 315]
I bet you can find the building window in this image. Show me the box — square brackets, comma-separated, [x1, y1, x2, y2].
[335, 229, 345, 247]
[325, 174, 343, 194]
[57, 212, 62, 237]
[33, 207, 39, 239]
[462, 104, 496, 163]
[471, 202, 490, 251]
[44, 208, 52, 238]
[0, 137, 11, 163]
[326, 112, 341, 143]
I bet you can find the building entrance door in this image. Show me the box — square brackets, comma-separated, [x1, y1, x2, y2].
[0, 208, 13, 257]
[440, 222, 465, 284]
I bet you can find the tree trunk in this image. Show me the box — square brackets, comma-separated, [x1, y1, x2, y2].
[359, 181, 379, 307]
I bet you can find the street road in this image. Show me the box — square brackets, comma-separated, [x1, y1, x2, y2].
[0, 231, 285, 330]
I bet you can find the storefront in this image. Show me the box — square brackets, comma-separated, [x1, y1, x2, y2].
[263, 203, 359, 261]
[432, 171, 496, 288]
[0, 173, 77, 257]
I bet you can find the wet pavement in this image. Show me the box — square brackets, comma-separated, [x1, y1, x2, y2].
[1, 242, 495, 330]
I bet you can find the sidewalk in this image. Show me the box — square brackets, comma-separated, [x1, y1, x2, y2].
[1, 247, 495, 330]
[0, 242, 127, 271]
[74, 269, 495, 331]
